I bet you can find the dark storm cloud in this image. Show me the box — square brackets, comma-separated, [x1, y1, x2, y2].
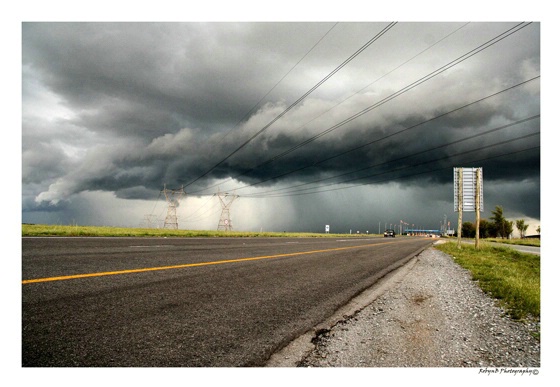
[22, 22, 341, 135]
[22, 21, 540, 228]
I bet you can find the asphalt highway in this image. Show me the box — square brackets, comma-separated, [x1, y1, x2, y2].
[22, 236, 433, 367]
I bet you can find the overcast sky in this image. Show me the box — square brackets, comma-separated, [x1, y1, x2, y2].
[21, 18, 542, 234]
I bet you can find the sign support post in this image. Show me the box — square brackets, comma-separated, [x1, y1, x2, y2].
[454, 167, 483, 249]
[475, 167, 481, 249]
[457, 168, 463, 249]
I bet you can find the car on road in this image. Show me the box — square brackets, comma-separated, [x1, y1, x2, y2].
[384, 229, 395, 237]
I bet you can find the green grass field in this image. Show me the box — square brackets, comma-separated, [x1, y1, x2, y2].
[21, 224, 375, 238]
[446, 237, 540, 247]
[436, 241, 540, 322]
[484, 237, 540, 247]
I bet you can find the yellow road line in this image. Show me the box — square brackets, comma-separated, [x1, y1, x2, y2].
[22, 241, 396, 285]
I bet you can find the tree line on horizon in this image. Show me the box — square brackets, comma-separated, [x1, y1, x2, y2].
[460, 205, 538, 239]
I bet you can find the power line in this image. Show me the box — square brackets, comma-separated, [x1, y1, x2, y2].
[189, 22, 533, 195]
[208, 23, 339, 153]
[183, 22, 398, 188]
[183, 194, 220, 223]
[243, 114, 540, 197]
[247, 22, 533, 168]
[188, 22, 471, 195]
[209, 76, 539, 195]
[247, 131, 540, 198]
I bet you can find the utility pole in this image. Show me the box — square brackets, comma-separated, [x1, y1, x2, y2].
[161, 184, 185, 230]
[216, 191, 239, 232]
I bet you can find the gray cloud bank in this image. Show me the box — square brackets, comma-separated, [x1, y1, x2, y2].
[22, 22, 540, 231]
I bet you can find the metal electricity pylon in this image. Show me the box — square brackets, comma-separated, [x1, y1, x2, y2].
[161, 184, 185, 229]
[216, 191, 239, 232]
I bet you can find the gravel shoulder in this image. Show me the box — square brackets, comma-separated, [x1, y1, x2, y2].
[268, 243, 540, 368]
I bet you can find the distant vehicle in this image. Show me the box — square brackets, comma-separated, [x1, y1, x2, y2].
[384, 229, 395, 237]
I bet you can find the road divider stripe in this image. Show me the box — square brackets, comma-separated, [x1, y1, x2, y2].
[22, 240, 401, 284]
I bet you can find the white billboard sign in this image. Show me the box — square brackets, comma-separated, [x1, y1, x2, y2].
[454, 167, 483, 212]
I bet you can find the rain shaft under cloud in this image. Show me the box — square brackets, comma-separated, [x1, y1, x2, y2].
[22, 22, 540, 233]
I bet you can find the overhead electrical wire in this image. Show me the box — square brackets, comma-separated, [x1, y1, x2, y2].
[283, 143, 541, 198]
[290, 144, 541, 198]
[242, 114, 540, 197]
[183, 199, 222, 223]
[182, 193, 219, 221]
[150, 23, 340, 222]
[188, 21, 471, 195]
[207, 22, 339, 153]
[248, 131, 540, 198]
[154, 23, 538, 229]
[188, 22, 533, 196]
[183, 22, 398, 188]
[198, 75, 540, 196]
[150, 23, 339, 223]
[146, 191, 162, 219]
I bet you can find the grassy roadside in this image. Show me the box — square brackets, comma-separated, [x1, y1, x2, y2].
[435, 241, 540, 322]
[446, 237, 540, 247]
[21, 224, 376, 238]
[484, 237, 540, 247]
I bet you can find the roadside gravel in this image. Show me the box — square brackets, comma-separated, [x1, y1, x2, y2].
[297, 243, 540, 368]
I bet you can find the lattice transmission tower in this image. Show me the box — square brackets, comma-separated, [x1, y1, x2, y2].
[216, 191, 239, 232]
[161, 184, 185, 229]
